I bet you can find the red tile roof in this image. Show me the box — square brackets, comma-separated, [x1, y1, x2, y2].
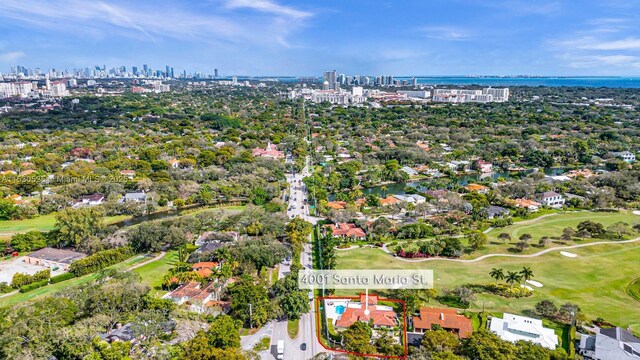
[335, 304, 396, 328]
[412, 307, 473, 338]
[324, 223, 366, 238]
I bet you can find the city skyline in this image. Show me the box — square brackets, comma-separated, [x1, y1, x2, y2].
[0, 1, 640, 76]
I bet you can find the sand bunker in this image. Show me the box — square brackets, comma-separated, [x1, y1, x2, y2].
[526, 280, 544, 288]
[560, 251, 577, 258]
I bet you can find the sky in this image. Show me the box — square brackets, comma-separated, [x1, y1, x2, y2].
[0, 0, 639, 76]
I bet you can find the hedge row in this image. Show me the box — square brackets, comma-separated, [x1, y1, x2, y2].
[69, 247, 132, 276]
[19, 279, 49, 293]
[11, 268, 50, 288]
[50, 272, 76, 284]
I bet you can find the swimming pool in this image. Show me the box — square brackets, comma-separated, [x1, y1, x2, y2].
[335, 305, 346, 315]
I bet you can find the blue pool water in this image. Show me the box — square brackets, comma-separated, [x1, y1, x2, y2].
[335, 305, 346, 315]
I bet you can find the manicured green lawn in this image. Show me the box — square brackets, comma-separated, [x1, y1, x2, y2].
[487, 210, 638, 243]
[288, 318, 300, 339]
[336, 241, 640, 329]
[133, 251, 179, 295]
[0, 254, 147, 307]
[467, 210, 640, 258]
[253, 337, 271, 351]
[0, 214, 131, 237]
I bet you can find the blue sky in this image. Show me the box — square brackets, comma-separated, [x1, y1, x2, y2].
[0, 0, 639, 76]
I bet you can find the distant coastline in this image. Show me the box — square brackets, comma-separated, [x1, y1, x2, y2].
[241, 75, 640, 88]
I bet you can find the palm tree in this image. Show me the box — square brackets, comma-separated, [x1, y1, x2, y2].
[505, 271, 522, 290]
[381, 185, 388, 198]
[520, 267, 534, 283]
[489, 268, 505, 285]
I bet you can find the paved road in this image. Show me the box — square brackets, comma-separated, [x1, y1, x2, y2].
[267, 157, 328, 360]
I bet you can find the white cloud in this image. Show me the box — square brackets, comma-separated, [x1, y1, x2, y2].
[0, 51, 25, 62]
[420, 26, 472, 41]
[0, 0, 312, 47]
[226, 0, 311, 19]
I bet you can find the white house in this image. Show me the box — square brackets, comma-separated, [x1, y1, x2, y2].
[489, 313, 559, 350]
[536, 191, 565, 208]
[392, 194, 426, 204]
[612, 151, 636, 163]
[400, 166, 419, 176]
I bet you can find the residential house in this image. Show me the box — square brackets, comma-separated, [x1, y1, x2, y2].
[612, 151, 636, 163]
[121, 191, 147, 203]
[195, 241, 225, 254]
[486, 205, 510, 219]
[400, 166, 419, 177]
[514, 199, 541, 212]
[252, 142, 284, 159]
[163, 281, 223, 313]
[323, 223, 366, 240]
[579, 327, 640, 360]
[393, 194, 426, 204]
[119, 170, 136, 179]
[99, 323, 135, 343]
[380, 195, 401, 206]
[464, 184, 490, 194]
[326, 201, 347, 210]
[24, 247, 87, 271]
[413, 307, 473, 338]
[19, 169, 36, 176]
[5, 194, 23, 204]
[168, 159, 180, 169]
[192, 262, 220, 277]
[475, 160, 493, 173]
[72, 193, 105, 208]
[489, 313, 559, 350]
[334, 294, 397, 330]
[536, 191, 565, 208]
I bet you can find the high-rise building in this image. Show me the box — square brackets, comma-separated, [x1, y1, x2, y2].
[323, 70, 338, 90]
[132, 66, 138, 76]
[143, 64, 148, 77]
[214, 68, 219, 77]
[165, 65, 170, 78]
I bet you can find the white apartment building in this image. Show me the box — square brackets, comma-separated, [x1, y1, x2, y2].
[432, 87, 509, 103]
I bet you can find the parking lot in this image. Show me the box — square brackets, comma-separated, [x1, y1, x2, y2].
[0, 256, 66, 284]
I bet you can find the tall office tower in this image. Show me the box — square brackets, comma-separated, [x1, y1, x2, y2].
[143, 64, 148, 76]
[132, 66, 138, 76]
[323, 70, 338, 90]
[232, 76, 238, 85]
[411, 77, 418, 86]
[214, 68, 219, 77]
[183, 70, 187, 78]
[165, 65, 170, 78]
[170, 67, 174, 78]
[337, 73, 345, 85]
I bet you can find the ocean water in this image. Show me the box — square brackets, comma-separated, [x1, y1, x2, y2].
[405, 76, 640, 88]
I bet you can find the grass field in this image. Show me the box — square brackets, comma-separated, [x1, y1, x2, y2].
[336, 242, 640, 329]
[288, 318, 300, 339]
[463, 210, 640, 258]
[133, 251, 179, 296]
[0, 254, 148, 307]
[0, 214, 132, 238]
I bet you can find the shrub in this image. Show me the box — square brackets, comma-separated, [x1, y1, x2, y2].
[50, 272, 76, 284]
[11, 268, 50, 288]
[19, 279, 49, 293]
[69, 247, 132, 276]
[0, 282, 13, 294]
